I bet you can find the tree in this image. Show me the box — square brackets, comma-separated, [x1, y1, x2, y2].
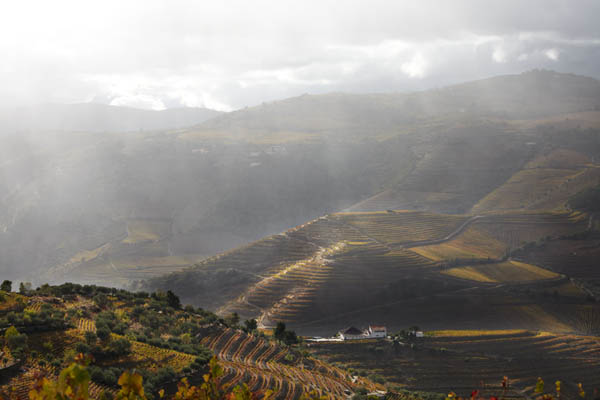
[108, 338, 131, 355]
[93, 293, 109, 308]
[84, 331, 97, 345]
[4, 326, 27, 358]
[244, 319, 258, 333]
[1, 280, 12, 292]
[274, 322, 286, 342]
[224, 312, 240, 327]
[283, 330, 298, 346]
[19, 282, 32, 294]
[167, 290, 181, 309]
[96, 326, 111, 342]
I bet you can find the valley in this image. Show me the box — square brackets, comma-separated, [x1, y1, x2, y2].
[2, 70, 600, 399]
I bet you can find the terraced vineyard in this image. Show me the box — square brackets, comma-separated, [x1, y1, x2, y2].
[331, 211, 469, 247]
[412, 225, 508, 261]
[472, 149, 600, 213]
[2, 363, 114, 400]
[474, 211, 588, 249]
[513, 233, 600, 288]
[442, 260, 560, 283]
[147, 204, 595, 336]
[308, 330, 600, 400]
[196, 326, 378, 398]
[1, 286, 379, 400]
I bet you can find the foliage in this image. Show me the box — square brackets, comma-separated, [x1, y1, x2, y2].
[223, 313, 239, 328]
[27, 356, 281, 400]
[273, 322, 298, 346]
[4, 325, 28, 359]
[1, 280, 12, 292]
[93, 294, 109, 309]
[19, 283, 32, 294]
[166, 291, 181, 310]
[29, 354, 92, 400]
[242, 320, 257, 334]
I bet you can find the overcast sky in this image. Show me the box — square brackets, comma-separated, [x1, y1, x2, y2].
[1, 0, 600, 111]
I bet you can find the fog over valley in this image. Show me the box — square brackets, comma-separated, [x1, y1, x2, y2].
[2, 3, 600, 399]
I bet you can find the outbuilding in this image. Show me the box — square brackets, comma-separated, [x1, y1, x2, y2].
[339, 326, 365, 340]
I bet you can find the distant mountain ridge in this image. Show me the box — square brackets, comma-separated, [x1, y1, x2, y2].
[184, 70, 600, 141]
[0, 102, 223, 133]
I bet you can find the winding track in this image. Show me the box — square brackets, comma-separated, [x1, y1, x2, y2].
[332, 214, 486, 250]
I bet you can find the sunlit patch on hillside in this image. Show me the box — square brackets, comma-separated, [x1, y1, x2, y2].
[442, 260, 560, 283]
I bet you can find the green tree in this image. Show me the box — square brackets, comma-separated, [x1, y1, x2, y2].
[108, 338, 132, 355]
[1, 280, 12, 292]
[243, 319, 258, 333]
[84, 331, 97, 345]
[167, 290, 182, 309]
[93, 293, 109, 308]
[4, 326, 28, 359]
[19, 282, 32, 294]
[274, 322, 286, 342]
[224, 312, 240, 327]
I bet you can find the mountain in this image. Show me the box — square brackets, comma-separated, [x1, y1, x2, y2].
[182, 69, 600, 142]
[3, 70, 600, 399]
[2, 70, 600, 289]
[0, 103, 222, 133]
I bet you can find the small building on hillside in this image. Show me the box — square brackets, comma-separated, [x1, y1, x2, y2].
[367, 325, 387, 338]
[339, 326, 365, 340]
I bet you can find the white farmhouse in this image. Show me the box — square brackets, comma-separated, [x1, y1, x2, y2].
[367, 325, 387, 338]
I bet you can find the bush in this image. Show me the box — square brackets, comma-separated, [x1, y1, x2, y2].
[96, 326, 111, 341]
[107, 338, 131, 355]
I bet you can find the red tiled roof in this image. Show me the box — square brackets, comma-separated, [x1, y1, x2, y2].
[369, 325, 386, 330]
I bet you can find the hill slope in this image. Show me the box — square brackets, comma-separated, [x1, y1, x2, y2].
[143, 207, 595, 336]
[2, 70, 600, 289]
[0, 284, 378, 400]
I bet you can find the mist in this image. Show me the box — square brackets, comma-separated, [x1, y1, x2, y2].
[1, 1, 600, 288]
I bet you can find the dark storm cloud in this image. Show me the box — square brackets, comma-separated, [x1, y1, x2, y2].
[0, 0, 599, 111]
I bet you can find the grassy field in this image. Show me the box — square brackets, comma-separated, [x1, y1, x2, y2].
[442, 261, 560, 283]
[412, 225, 507, 261]
[331, 211, 468, 246]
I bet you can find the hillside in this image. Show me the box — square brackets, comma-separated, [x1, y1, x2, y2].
[143, 206, 597, 336]
[0, 284, 379, 400]
[182, 70, 600, 142]
[2, 70, 600, 290]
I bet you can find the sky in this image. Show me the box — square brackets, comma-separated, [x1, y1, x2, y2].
[1, 0, 600, 112]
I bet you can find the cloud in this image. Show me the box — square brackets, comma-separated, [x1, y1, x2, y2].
[545, 48, 560, 61]
[0, 0, 599, 111]
[110, 95, 165, 110]
[492, 47, 508, 63]
[401, 53, 428, 78]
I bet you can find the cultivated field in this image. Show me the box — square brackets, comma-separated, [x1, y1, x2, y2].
[442, 260, 560, 283]
[308, 330, 600, 400]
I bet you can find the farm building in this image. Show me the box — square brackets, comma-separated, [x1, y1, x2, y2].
[339, 326, 365, 340]
[367, 325, 387, 338]
[338, 325, 388, 340]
